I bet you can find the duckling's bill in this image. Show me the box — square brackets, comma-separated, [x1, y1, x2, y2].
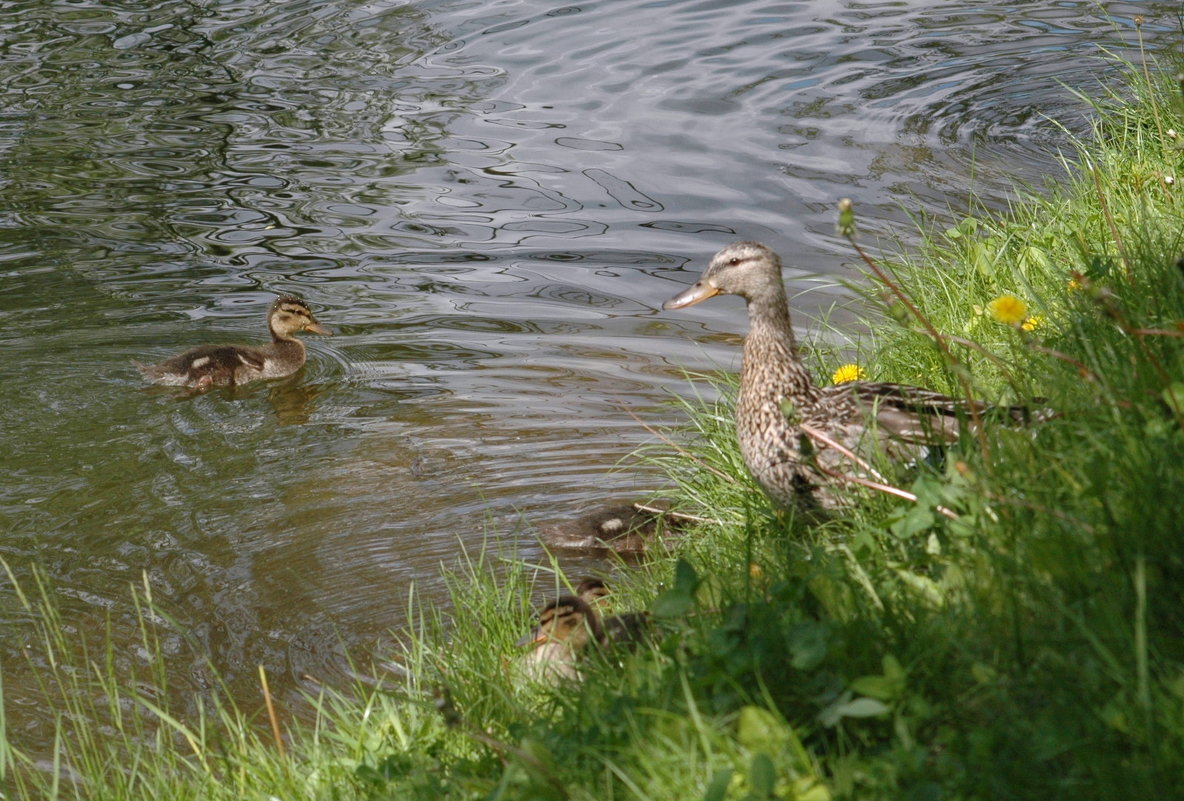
[516, 627, 546, 647]
[305, 321, 332, 335]
[663, 280, 721, 310]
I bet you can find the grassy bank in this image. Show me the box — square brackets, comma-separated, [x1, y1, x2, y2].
[5, 31, 1184, 801]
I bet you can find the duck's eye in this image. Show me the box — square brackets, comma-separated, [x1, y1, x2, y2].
[728, 257, 741, 267]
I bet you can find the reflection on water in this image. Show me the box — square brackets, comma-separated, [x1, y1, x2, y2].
[0, 0, 1168, 749]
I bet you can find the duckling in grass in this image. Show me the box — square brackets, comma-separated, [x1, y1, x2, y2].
[135, 295, 330, 390]
[518, 581, 653, 684]
[517, 594, 603, 684]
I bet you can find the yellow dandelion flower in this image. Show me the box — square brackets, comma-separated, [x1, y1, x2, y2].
[1021, 315, 1043, 332]
[1067, 278, 1082, 291]
[831, 363, 866, 384]
[987, 295, 1028, 326]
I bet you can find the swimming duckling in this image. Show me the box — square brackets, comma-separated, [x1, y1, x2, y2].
[664, 241, 1043, 510]
[539, 499, 684, 554]
[135, 295, 330, 390]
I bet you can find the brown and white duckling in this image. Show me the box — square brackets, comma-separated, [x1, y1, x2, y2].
[517, 583, 653, 684]
[663, 241, 1040, 510]
[539, 500, 685, 554]
[136, 295, 330, 390]
[570, 577, 648, 638]
[517, 594, 604, 683]
[574, 577, 652, 647]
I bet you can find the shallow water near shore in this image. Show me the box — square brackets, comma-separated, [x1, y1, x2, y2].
[0, 0, 1168, 748]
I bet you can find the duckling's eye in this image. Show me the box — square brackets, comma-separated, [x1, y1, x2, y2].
[728, 257, 741, 267]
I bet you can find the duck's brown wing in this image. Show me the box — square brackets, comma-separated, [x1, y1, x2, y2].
[170, 345, 266, 385]
[828, 381, 1045, 444]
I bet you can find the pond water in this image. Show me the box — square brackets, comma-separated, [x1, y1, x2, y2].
[0, 0, 1167, 746]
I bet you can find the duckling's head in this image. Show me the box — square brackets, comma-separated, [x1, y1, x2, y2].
[269, 296, 331, 338]
[663, 241, 784, 310]
[522, 595, 603, 650]
[575, 577, 610, 607]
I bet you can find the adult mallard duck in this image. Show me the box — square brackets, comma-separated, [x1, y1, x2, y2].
[663, 241, 1036, 510]
[135, 296, 330, 390]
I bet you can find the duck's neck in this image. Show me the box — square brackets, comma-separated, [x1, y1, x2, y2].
[741, 291, 819, 402]
[268, 325, 305, 357]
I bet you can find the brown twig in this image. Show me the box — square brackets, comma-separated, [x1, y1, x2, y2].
[1027, 344, 1099, 382]
[800, 423, 889, 482]
[812, 461, 961, 521]
[258, 665, 287, 759]
[633, 502, 721, 525]
[800, 424, 960, 520]
[1126, 326, 1184, 338]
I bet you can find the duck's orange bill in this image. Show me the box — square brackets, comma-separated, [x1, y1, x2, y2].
[515, 628, 546, 647]
[663, 281, 720, 310]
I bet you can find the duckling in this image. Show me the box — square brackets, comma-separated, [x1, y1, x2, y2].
[517, 595, 604, 683]
[575, 577, 611, 607]
[574, 577, 652, 648]
[135, 296, 330, 390]
[538, 499, 685, 554]
[664, 241, 1041, 510]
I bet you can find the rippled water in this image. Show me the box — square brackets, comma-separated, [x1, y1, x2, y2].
[0, 0, 1168, 744]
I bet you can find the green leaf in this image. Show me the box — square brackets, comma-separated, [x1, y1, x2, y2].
[748, 753, 776, 798]
[889, 503, 934, 539]
[833, 697, 890, 718]
[1018, 245, 1051, 277]
[1162, 382, 1184, 415]
[893, 569, 944, 607]
[849, 675, 896, 701]
[970, 662, 997, 684]
[788, 621, 828, 670]
[652, 558, 700, 618]
[702, 768, 733, 801]
[737, 706, 788, 753]
[969, 241, 994, 278]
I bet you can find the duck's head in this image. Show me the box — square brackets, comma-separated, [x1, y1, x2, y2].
[269, 296, 331, 337]
[663, 241, 784, 309]
[519, 595, 603, 650]
[575, 577, 610, 607]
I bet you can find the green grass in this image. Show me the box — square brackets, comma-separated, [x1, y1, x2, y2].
[5, 30, 1184, 801]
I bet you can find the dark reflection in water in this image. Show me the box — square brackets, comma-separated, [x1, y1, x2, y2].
[0, 0, 1171, 750]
